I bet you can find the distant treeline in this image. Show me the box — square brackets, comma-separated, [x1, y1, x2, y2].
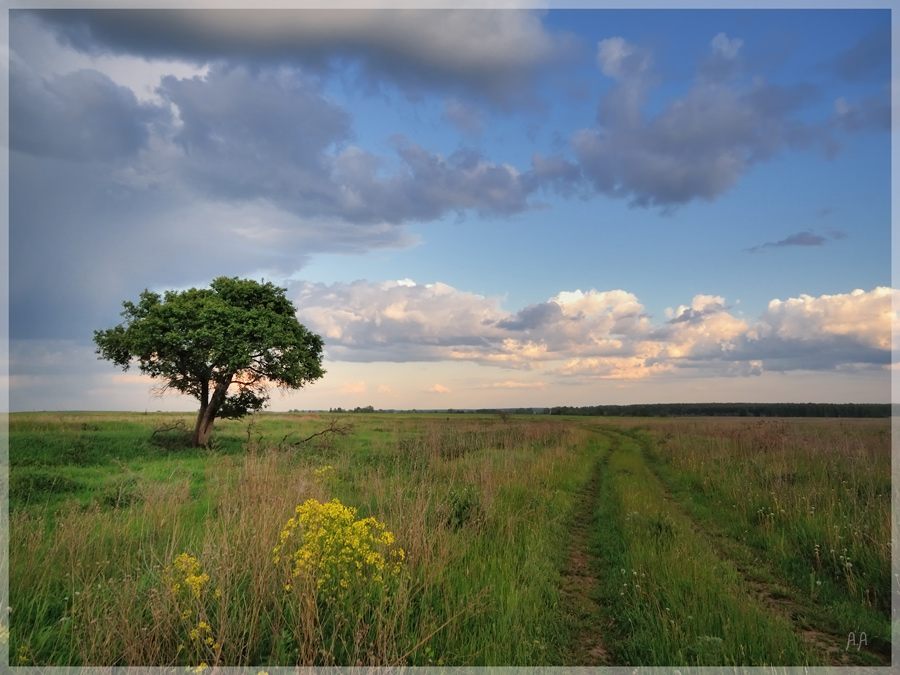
[546, 403, 892, 418]
[297, 403, 894, 418]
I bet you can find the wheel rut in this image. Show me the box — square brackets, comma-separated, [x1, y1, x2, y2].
[560, 441, 613, 666]
[637, 438, 891, 668]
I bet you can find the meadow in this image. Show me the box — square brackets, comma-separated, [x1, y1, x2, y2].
[4, 411, 894, 667]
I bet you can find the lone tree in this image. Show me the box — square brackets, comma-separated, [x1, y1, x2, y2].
[94, 276, 325, 446]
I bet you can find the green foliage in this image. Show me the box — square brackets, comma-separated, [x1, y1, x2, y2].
[9, 412, 589, 667]
[8, 413, 891, 667]
[93, 277, 325, 444]
[9, 467, 83, 503]
[589, 432, 817, 666]
[640, 418, 892, 652]
[443, 484, 482, 530]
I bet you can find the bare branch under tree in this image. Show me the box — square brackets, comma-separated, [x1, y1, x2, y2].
[279, 417, 354, 450]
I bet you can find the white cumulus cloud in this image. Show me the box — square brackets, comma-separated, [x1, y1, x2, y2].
[291, 280, 896, 379]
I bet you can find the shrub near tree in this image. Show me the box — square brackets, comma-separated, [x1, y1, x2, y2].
[94, 276, 325, 446]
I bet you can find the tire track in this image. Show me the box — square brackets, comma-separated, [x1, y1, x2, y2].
[559, 440, 613, 666]
[637, 438, 892, 668]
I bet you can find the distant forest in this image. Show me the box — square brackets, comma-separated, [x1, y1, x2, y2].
[545, 402, 892, 418]
[316, 403, 893, 418]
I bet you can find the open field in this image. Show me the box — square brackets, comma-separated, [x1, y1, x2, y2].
[4, 411, 894, 667]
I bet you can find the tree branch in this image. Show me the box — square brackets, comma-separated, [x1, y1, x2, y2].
[280, 417, 354, 450]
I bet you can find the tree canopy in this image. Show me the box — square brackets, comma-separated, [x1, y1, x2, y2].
[94, 276, 325, 446]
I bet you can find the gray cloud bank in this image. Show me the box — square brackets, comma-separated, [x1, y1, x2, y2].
[8, 10, 890, 343]
[17, 10, 890, 212]
[25, 8, 579, 106]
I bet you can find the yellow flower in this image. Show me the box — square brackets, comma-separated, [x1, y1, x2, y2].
[17, 645, 32, 666]
[165, 552, 210, 601]
[313, 465, 336, 485]
[274, 498, 403, 598]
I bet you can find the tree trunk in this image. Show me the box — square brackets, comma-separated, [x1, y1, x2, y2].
[191, 406, 217, 447]
[190, 377, 232, 447]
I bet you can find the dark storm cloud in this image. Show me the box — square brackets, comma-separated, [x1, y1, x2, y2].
[7, 125, 411, 344]
[9, 59, 167, 162]
[11, 56, 549, 226]
[7, 51, 555, 343]
[9, 153, 184, 341]
[25, 8, 578, 106]
[157, 63, 352, 207]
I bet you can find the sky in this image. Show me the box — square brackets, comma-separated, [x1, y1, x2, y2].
[4, 1, 897, 413]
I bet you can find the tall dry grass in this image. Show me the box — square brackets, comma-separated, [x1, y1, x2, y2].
[634, 417, 891, 627]
[9, 414, 591, 667]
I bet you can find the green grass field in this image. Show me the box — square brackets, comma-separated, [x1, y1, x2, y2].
[4, 411, 894, 667]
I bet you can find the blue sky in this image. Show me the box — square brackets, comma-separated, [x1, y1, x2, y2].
[5, 2, 896, 412]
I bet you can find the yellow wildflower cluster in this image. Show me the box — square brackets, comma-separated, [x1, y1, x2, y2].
[189, 621, 219, 650]
[273, 498, 404, 596]
[164, 552, 222, 668]
[313, 465, 335, 484]
[165, 553, 210, 600]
